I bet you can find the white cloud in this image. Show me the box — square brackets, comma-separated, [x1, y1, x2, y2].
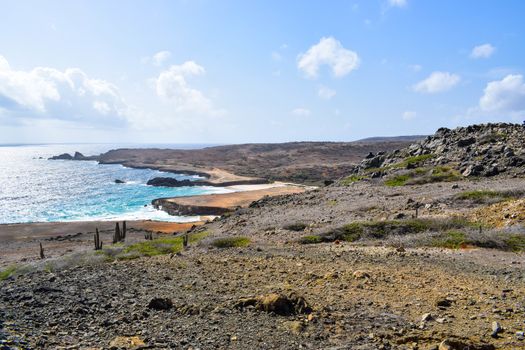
[0, 55, 130, 125]
[297, 37, 360, 79]
[413, 71, 460, 94]
[402, 110, 417, 120]
[470, 44, 495, 59]
[141, 50, 172, 66]
[155, 61, 223, 115]
[291, 107, 311, 116]
[152, 51, 171, 66]
[318, 85, 336, 100]
[479, 74, 525, 113]
[388, 0, 407, 7]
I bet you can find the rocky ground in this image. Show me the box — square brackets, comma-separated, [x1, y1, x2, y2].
[2, 174, 525, 349]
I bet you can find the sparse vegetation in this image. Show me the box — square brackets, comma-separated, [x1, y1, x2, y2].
[211, 236, 250, 248]
[431, 230, 466, 249]
[302, 218, 481, 244]
[385, 166, 461, 186]
[122, 231, 209, 259]
[299, 235, 323, 244]
[455, 189, 522, 204]
[0, 265, 17, 280]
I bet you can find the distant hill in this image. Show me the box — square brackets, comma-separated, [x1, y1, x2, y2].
[356, 135, 427, 143]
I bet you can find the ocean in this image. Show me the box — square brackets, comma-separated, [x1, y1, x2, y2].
[0, 143, 231, 224]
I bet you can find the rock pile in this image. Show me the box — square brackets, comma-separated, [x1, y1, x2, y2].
[358, 123, 525, 178]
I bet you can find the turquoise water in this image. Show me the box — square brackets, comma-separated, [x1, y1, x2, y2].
[0, 144, 231, 224]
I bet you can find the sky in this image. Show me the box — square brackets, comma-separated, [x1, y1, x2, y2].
[1, 0, 525, 144]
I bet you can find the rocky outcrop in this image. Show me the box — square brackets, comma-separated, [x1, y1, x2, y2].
[356, 123, 525, 178]
[147, 176, 269, 188]
[152, 198, 232, 216]
[49, 152, 97, 161]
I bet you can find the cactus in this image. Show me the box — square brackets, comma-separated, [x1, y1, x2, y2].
[39, 242, 45, 259]
[183, 233, 189, 249]
[94, 228, 103, 250]
[144, 231, 153, 240]
[113, 222, 121, 243]
[122, 221, 127, 240]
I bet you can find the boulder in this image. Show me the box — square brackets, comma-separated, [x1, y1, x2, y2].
[235, 292, 312, 316]
[147, 297, 173, 310]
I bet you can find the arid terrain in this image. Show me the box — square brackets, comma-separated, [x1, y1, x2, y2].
[2, 124, 525, 349]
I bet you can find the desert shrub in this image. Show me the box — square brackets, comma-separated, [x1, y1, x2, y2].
[0, 265, 17, 280]
[385, 166, 461, 187]
[307, 218, 479, 244]
[283, 223, 308, 231]
[300, 235, 323, 244]
[431, 230, 466, 249]
[122, 231, 209, 258]
[504, 234, 525, 252]
[211, 236, 250, 248]
[455, 189, 524, 204]
[385, 174, 410, 186]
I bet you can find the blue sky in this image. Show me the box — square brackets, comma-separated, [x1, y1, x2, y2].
[1, 0, 524, 144]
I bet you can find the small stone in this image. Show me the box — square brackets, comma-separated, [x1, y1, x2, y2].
[352, 270, 371, 279]
[491, 321, 502, 337]
[421, 313, 433, 322]
[516, 331, 524, 340]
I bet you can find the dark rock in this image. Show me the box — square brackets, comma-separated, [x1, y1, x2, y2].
[73, 152, 86, 160]
[148, 297, 173, 310]
[147, 177, 196, 187]
[114, 179, 125, 184]
[49, 153, 73, 160]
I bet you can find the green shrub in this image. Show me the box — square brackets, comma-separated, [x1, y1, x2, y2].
[432, 230, 466, 249]
[300, 235, 323, 244]
[384, 174, 410, 186]
[455, 190, 517, 204]
[504, 234, 525, 252]
[385, 166, 461, 187]
[310, 218, 478, 244]
[123, 231, 209, 258]
[0, 265, 17, 280]
[211, 236, 250, 248]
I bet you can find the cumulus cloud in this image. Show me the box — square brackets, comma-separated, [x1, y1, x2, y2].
[479, 74, 525, 113]
[298, 37, 360, 79]
[0, 55, 130, 125]
[318, 85, 336, 100]
[402, 110, 416, 120]
[155, 61, 223, 115]
[388, 0, 407, 7]
[470, 44, 495, 59]
[291, 107, 311, 116]
[413, 71, 460, 94]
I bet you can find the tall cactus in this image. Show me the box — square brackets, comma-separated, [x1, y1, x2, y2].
[183, 233, 189, 249]
[39, 242, 45, 259]
[94, 228, 103, 250]
[113, 222, 121, 243]
[122, 221, 127, 240]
